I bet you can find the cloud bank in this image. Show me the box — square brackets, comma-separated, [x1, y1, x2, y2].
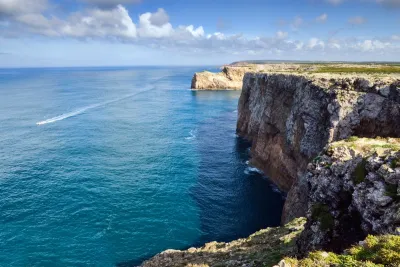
[0, 0, 399, 58]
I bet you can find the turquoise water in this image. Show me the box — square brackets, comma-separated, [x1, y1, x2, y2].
[0, 67, 284, 267]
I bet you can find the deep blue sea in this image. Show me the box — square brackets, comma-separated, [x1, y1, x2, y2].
[0, 67, 284, 267]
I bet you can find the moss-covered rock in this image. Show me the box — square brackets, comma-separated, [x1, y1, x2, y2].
[297, 138, 400, 254]
[284, 235, 400, 267]
[141, 218, 306, 267]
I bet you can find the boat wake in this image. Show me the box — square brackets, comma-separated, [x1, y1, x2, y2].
[36, 89, 153, 125]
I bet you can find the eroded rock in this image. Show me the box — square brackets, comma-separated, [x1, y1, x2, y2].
[236, 73, 400, 223]
[297, 139, 400, 254]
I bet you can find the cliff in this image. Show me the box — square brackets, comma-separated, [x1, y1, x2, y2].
[191, 63, 310, 90]
[297, 137, 400, 254]
[191, 63, 400, 90]
[141, 138, 400, 267]
[236, 73, 400, 223]
[141, 66, 400, 267]
[190, 66, 250, 90]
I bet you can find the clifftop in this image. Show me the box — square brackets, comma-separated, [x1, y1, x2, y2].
[191, 63, 400, 90]
[143, 66, 400, 266]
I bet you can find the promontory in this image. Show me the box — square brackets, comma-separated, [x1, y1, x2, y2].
[145, 63, 400, 267]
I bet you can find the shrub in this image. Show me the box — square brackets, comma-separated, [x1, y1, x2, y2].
[311, 204, 334, 231]
[352, 158, 367, 185]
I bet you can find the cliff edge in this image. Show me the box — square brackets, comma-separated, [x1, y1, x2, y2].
[191, 66, 250, 90]
[141, 138, 400, 267]
[237, 72, 400, 223]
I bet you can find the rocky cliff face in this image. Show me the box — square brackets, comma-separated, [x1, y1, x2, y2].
[141, 68, 400, 267]
[297, 138, 400, 254]
[141, 139, 400, 267]
[191, 66, 248, 90]
[236, 73, 400, 223]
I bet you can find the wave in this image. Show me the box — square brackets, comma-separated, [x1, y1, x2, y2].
[244, 166, 264, 175]
[185, 129, 197, 140]
[36, 88, 153, 125]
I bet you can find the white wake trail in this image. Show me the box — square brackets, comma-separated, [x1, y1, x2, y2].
[36, 89, 151, 126]
[36, 104, 99, 125]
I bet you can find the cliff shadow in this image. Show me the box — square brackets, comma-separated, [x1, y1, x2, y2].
[188, 110, 285, 248]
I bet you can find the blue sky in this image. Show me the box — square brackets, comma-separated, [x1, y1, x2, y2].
[0, 0, 400, 67]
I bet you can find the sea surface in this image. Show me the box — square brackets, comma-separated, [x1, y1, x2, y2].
[0, 67, 284, 267]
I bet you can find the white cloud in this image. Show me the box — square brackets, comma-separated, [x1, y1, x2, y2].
[80, 0, 142, 8]
[61, 5, 137, 39]
[184, 25, 204, 38]
[316, 13, 328, 23]
[348, 16, 367, 25]
[0, 2, 399, 58]
[276, 31, 288, 39]
[0, 0, 48, 16]
[352, 39, 390, 51]
[148, 8, 169, 26]
[138, 9, 172, 38]
[307, 38, 325, 49]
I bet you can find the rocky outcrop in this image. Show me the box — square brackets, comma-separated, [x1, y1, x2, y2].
[190, 64, 303, 90]
[141, 67, 400, 267]
[191, 66, 249, 90]
[236, 73, 400, 223]
[297, 138, 400, 254]
[141, 218, 306, 267]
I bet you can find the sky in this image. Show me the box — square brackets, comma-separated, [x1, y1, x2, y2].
[0, 0, 400, 67]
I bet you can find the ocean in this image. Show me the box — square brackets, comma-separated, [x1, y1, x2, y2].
[0, 67, 284, 267]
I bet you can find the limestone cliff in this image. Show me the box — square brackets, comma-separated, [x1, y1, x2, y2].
[236, 73, 400, 223]
[141, 139, 400, 267]
[191, 66, 250, 90]
[297, 138, 400, 254]
[141, 66, 400, 267]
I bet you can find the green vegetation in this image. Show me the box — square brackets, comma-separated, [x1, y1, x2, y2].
[314, 66, 400, 74]
[385, 184, 399, 200]
[346, 136, 360, 143]
[390, 158, 399, 169]
[329, 138, 400, 159]
[313, 156, 322, 163]
[371, 144, 400, 150]
[142, 217, 307, 267]
[311, 203, 334, 231]
[284, 235, 400, 267]
[352, 158, 368, 185]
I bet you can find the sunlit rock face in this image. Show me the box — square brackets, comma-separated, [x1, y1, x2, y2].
[297, 138, 400, 254]
[236, 73, 400, 223]
[191, 66, 247, 90]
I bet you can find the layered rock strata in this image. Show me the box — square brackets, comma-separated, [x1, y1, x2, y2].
[236, 73, 400, 223]
[191, 66, 250, 90]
